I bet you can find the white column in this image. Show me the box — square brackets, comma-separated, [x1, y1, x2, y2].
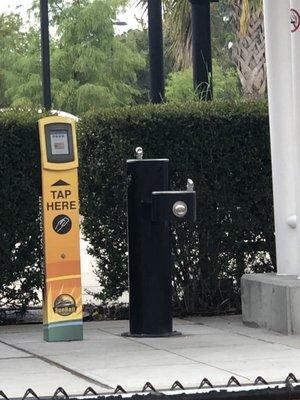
[263, 0, 297, 275]
[290, 1, 300, 277]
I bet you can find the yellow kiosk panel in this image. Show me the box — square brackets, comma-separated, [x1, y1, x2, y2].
[39, 116, 83, 342]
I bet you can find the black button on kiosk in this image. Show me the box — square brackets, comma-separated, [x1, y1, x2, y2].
[124, 148, 196, 337]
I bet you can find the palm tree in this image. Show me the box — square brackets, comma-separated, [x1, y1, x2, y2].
[231, 0, 266, 98]
[162, 0, 266, 98]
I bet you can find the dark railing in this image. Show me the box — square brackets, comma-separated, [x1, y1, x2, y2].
[2, 373, 300, 400]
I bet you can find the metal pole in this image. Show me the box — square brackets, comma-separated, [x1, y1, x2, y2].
[148, 0, 165, 104]
[40, 0, 52, 110]
[189, 0, 212, 100]
[290, 0, 300, 277]
[263, 0, 297, 274]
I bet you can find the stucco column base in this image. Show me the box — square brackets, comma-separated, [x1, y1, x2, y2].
[241, 273, 300, 334]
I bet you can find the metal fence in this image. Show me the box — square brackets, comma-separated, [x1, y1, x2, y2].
[3, 373, 300, 400]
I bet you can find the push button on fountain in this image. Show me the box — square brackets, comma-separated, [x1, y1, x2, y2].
[173, 201, 188, 218]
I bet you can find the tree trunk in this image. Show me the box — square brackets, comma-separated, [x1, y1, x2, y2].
[232, 1, 266, 98]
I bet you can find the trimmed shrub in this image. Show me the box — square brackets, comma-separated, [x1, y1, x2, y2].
[0, 110, 42, 311]
[78, 101, 275, 315]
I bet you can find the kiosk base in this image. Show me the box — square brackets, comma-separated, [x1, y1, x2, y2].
[43, 323, 83, 342]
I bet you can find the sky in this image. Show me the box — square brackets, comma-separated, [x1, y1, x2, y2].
[0, 0, 144, 34]
[0, 0, 34, 16]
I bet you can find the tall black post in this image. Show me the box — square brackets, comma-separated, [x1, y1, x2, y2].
[40, 0, 52, 110]
[148, 0, 165, 104]
[189, 0, 213, 101]
[126, 158, 172, 336]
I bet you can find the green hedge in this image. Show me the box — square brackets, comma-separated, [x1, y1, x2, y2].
[0, 110, 42, 311]
[0, 103, 275, 314]
[78, 101, 275, 315]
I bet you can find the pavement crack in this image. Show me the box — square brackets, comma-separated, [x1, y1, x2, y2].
[181, 318, 287, 347]
[160, 348, 251, 382]
[96, 327, 160, 350]
[96, 327, 250, 382]
[0, 338, 113, 390]
[0, 356, 34, 360]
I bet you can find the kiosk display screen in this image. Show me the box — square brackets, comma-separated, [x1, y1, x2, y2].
[45, 123, 75, 163]
[50, 131, 70, 155]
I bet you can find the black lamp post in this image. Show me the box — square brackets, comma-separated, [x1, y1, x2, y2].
[40, 0, 51, 110]
[148, 0, 164, 104]
[189, 0, 217, 101]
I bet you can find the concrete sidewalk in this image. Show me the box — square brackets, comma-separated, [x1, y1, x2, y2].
[0, 315, 300, 397]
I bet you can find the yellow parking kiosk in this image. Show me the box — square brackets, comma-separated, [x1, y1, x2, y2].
[38, 116, 83, 342]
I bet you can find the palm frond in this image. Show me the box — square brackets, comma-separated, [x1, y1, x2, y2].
[137, 0, 263, 67]
[164, 0, 191, 68]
